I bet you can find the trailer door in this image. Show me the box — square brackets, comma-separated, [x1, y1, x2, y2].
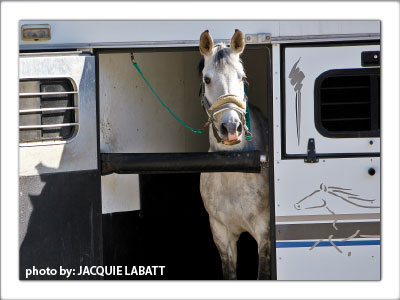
[283, 44, 380, 156]
[274, 43, 380, 280]
[19, 52, 102, 279]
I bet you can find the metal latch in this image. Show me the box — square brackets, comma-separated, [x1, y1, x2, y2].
[244, 33, 271, 44]
[260, 144, 269, 169]
[361, 51, 380, 67]
[304, 138, 319, 163]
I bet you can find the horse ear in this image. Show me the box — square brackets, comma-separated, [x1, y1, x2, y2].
[199, 30, 214, 56]
[230, 29, 245, 54]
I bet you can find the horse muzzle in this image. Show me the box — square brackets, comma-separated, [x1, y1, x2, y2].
[220, 121, 243, 145]
[201, 92, 250, 144]
[223, 139, 241, 146]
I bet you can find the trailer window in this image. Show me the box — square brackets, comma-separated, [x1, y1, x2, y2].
[315, 68, 380, 138]
[19, 78, 78, 143]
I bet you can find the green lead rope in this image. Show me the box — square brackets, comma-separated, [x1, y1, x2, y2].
[131, 54, 252, 139]
[131, 56, 203, 134]
[244, 86, 252, 141]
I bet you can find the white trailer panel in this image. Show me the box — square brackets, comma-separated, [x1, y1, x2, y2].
[19, 20, 380, 49]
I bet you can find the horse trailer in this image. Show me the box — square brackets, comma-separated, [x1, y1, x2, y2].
[19, 20, 380, 280]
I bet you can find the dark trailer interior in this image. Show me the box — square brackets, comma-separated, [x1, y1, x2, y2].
[98, 45, 274, 279]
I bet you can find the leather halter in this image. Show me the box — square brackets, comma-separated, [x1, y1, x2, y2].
[200, 83, 251, 144]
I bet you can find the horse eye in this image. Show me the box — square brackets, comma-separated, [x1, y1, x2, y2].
[204, 76, 211, 84]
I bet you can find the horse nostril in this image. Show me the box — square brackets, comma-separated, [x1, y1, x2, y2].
[220, 123, 228, 136]
[237, 123, 243, 134]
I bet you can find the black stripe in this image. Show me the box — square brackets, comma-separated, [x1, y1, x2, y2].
[276, 221, 380, 241]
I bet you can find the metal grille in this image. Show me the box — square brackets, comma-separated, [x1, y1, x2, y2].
[318, 69, 380, 136]
[19, 78, 78, 143]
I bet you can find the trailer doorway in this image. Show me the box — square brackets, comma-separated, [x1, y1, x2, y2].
[98, 45, 272, 279]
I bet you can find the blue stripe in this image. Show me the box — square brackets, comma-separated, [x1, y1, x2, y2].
[276, 240, 380, 248]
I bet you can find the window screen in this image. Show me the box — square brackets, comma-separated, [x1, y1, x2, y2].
[315, 68, 380, 138]
[19, 78, 78, 143]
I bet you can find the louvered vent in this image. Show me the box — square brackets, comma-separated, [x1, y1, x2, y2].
[316, 69, 380, 137]
[19, 78, 78, 143]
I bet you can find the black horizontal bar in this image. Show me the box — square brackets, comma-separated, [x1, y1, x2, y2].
[320, 85, 370, 90]
[322, 117, 371, 122]
[283, 152, 380, 160]
[321, 101, 370, 106]
[101, 151, 261, 175]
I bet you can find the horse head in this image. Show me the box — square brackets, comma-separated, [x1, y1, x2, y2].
[294, 184, 328, 211]
[198, 29, 248, 146]
[294, 183, 379, 212]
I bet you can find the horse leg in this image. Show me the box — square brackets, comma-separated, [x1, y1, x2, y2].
[254, 224, 271, 280]
[257, 238, 271, 280]
[209, 217, 239, 280]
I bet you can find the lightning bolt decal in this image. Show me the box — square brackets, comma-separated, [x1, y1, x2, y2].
[288, 58, 305, 146]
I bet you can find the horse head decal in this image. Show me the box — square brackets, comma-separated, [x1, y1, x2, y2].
[294, 183, 380, 255]
[294, 183, 379, 213]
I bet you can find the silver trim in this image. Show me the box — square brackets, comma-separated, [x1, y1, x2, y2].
[19, 91, 77, 97]
[19, 55, 97, 175]
[271, 33, 380, 44]
[19, 51, 83, 56]
[19, 76, 79, 146]
[19, 34, 380, 50]
[19, 123, 79, 129]
[19, 107, 78, 114]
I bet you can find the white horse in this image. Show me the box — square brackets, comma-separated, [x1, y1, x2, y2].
[198, 29, 270, 279]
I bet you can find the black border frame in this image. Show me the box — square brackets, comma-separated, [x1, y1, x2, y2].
[95, 45, 277, 280]
[280, 40, 381, 160]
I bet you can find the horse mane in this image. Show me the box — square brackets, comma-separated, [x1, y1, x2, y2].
[198, 43, 241, 76]
[198, 57, 204, 75]
[325, 186, 379, 208]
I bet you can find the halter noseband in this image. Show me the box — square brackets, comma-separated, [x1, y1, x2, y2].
[200, 83, 251, 144]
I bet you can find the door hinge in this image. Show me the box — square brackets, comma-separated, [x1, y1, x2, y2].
[77, 48, 93, 55]
[304, 138, 319, 163]
[245, 33, 271, 44]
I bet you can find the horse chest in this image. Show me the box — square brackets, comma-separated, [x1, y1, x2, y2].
[200, 171, 269, 228]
